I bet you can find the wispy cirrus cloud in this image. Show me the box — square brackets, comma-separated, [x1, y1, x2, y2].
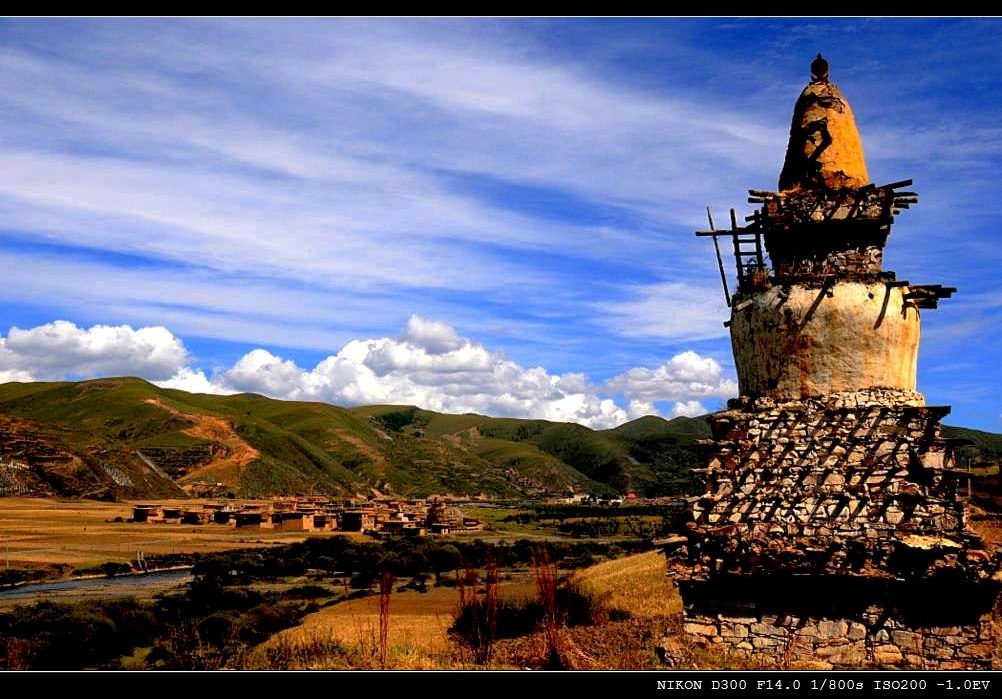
[0, 19, 768, 375]
[595, 282, 730, 343]
[0, 19, 1000, 429]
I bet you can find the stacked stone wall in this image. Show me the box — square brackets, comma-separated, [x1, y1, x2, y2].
[682, 609, 995, 670]
[667, 391, 1001, 670]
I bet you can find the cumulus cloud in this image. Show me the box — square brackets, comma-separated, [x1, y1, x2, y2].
[0, 367, 34, 383]
[156, 367, 229, 395]
[0, 316, 736, 428]
[201, 315, 733, 427]
[668, 400, 709, 418]
[399, 315, 463, 354]
[0, 320, 189, 381]
[604, 350, 738, 403]
[209, 318, 630, 427]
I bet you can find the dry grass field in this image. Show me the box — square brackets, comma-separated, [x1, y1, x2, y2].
[253, 574, 540, 669]
[970, 514, 1002, 548]
[0, 497, 337, 569]
[249, 551, 682, 670]
[569, 549, 680, 618]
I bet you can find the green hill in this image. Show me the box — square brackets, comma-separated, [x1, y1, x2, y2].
[942, 425, 1002, 511]
[352, 405, 709, 496]
[943, 425, 1002, 467]
[0, 378, 706, 499]
[6, 377, 993, 502]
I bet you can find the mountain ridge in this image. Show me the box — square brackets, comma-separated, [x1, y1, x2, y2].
[3, 377, 999, 501]
[0, 377, 708, 499]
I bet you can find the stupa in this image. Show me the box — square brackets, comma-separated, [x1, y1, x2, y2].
[663, 55, 1001, 670]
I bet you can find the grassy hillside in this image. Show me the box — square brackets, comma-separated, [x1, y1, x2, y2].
[0, 378, 363, 499]
[5, 377, 997, 501]
[942, 425, 1002, 511]
[352, 406, 709, 496]
[944, 425, 1002, 468]
[0, 378, 709, 499]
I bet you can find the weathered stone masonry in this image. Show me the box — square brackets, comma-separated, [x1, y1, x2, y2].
[664, 56, 1002, 669]
[673, 393, 999, 669]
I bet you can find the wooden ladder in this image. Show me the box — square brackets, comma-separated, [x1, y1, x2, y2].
[728, 209, 764, 286]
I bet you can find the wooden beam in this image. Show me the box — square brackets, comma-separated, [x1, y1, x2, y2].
[707, 206, 731, 307]
[730, 213, 743, 283]
[882, 179, 913, 190]
[800, 276, 836, 329]
[874, 281, 892, 330]
[754, 229, 764, 270]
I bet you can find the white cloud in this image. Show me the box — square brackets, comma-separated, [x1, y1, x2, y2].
[0, 368, 34, 383]
[0, 320, 188, 381]
[604, 350, 738, 403]
[157, 367, 230, 395]
[399, 315, 463, 354]
[668, 400, 709, 418]
[0, 341, 34, 382]
[204, 316, 734, 427]
[0, 316, 736, 429]
[210, 323, 623, 425]
[0, 22, 788, 359]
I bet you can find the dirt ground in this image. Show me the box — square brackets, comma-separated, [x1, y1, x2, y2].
[143, 398, 260, 487]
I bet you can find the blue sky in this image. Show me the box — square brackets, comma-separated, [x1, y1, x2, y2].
[0, 18, 1000, 430]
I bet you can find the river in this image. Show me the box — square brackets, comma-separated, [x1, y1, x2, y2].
[0, 568, 193, 605]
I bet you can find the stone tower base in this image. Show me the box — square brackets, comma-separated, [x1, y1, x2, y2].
[678, 576, 998, 669]
[664, 390, 1002, 670]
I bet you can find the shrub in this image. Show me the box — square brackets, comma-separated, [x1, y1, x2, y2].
[286, 584, 331, 599]
[450, 560, 499, 664]
[0, 599, 156, 670]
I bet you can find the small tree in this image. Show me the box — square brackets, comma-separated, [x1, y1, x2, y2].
[428, 544, 461, 585]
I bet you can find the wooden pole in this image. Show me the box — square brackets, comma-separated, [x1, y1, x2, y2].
[707, 207, 731, 306]
[729, 209, 743, 285]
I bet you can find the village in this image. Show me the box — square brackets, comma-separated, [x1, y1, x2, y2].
[126, 489, 664, 537]
[129, 496, 486, 537]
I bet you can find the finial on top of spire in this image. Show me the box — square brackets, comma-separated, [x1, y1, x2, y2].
[778, 53, 868, 191]
[811, 53, 830, 83]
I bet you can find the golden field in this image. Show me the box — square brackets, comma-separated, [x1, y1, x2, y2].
[255, 573, 539, 667]
[248, 551, 681, 670]
[569, 549, 680, 618]
[0, 497, 345, 569]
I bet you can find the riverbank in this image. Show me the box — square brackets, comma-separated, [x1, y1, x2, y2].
[0, 567, 194, 607]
